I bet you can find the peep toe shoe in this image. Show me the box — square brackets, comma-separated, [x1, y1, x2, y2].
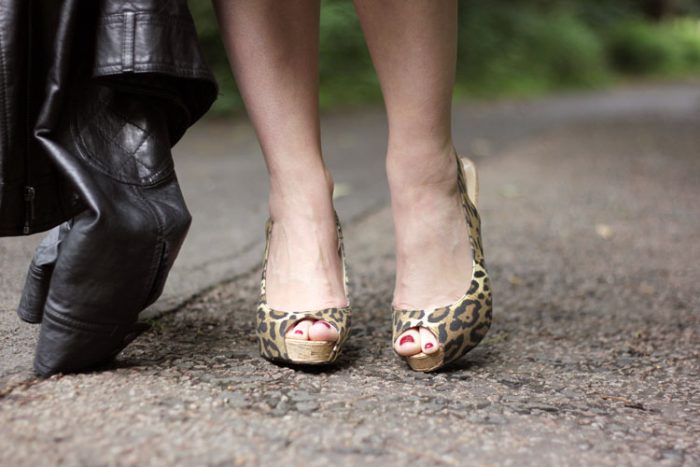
[256, 213, 352, 365]
[392, 156, 493, 372]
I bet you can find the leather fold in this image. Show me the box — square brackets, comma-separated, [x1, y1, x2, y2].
[24, 82, 192, 376]
[90, 6, 217, 145]
[17, 222, 70, 323]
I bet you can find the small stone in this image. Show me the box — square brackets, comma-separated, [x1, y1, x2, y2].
[288, 390, 315, 402]
[295, 401, 320, 413]
[221, 391, 249, 408]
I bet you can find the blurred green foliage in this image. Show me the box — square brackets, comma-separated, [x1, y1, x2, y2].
[189, 0, 700, 115]
[608, 18, 700, 74]
[456, 4, 610, 95]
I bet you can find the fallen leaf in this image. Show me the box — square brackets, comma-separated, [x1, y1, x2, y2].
[509, 275, 524, 286]
[595, 223, 613, 239]
[638, 282, 655, 295]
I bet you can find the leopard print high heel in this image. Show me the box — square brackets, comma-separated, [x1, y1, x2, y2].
[255, 212, 352, 365]
[392, 156, 492, 372]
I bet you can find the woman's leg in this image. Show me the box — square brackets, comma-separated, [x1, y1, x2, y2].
[213, 0, 343, 341]
[352, 0, 471, 356]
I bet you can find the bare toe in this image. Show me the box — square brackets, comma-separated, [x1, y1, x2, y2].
[419, 327, 439, 354]
[308, 320, 339, 341]
[286, 319, 313, 340]
[394, 328, 421, 356]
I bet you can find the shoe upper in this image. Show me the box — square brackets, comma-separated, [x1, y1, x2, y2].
[392, 157, 493, 368]
[256, 216, 352, 363]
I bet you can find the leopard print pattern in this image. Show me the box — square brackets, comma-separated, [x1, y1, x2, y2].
[256, 213, 352, 363]
[392, 156, 493, 369]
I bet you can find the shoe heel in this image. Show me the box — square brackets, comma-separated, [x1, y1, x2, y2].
[285, 339, 335, 364]
[407, 349, 445, 372]
[460, 157, 479, 207]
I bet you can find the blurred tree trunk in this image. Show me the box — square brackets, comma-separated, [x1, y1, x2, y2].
[645, 0, 677, 20]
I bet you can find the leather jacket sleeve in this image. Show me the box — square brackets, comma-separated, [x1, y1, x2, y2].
[18, 83, 192, 376]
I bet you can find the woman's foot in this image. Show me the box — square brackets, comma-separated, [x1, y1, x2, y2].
[266, 167, 345, 342]
[286, 317, 339, 341]
[388, 147, 473, 357]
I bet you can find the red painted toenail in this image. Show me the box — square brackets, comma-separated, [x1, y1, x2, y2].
[295, 330, 303, 335]
[399, 335, 415, 345]
[320, 321, 331, 329]
[425, 343, 434, 350]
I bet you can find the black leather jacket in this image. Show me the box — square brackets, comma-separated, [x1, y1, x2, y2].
[0, 0, 217, 375]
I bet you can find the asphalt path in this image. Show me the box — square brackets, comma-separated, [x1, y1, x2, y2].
[0, 82, 698, 464]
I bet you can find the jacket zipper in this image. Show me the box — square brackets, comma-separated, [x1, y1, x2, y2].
[23, 186, 35, 234]
[23, 0, 34, 234]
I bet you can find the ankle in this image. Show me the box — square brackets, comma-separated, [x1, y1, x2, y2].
[386, 143, 457, 194]
[269, 166, 335, 223]
[387, 146, 459, 210]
